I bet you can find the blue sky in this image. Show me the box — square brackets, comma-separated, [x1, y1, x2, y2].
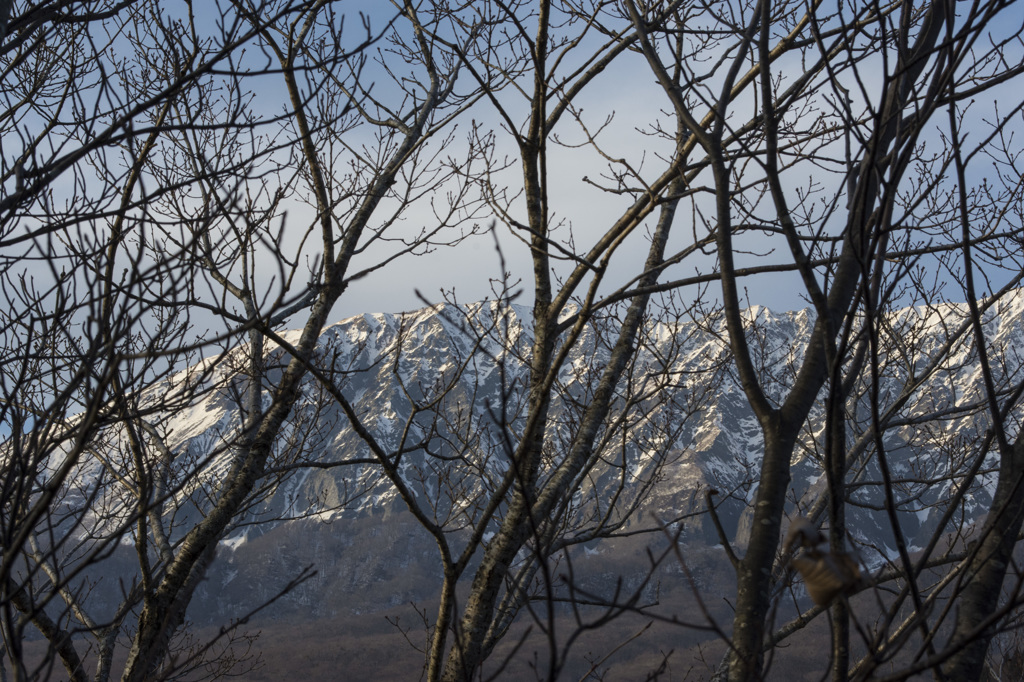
[305, 1, 1024, 323]
[6, 0, 1023, 337]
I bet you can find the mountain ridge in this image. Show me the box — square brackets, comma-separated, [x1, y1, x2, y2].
[63, 291, 1024, 631]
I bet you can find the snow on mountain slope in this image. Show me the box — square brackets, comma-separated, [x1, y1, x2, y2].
[59, 291, 1024, 619]
[181, 295, 1022, 530]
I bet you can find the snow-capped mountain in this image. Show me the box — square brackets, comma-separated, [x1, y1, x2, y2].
[71, 292, 1024, 622]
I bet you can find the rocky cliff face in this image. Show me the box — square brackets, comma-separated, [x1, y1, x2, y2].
[70, 292, 1024, 623]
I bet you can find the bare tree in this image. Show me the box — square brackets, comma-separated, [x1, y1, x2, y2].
[5, 0, 1024, 681]
[618, 1, 1024, 680]
[1, 0, 487, 679]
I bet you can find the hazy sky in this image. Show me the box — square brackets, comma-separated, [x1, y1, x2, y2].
[13, 0, 1018, 335]
[314, 2, 1024, 324]
[305, 3, 780, 322]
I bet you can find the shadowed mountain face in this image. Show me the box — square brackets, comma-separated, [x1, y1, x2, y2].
[69, 294, 1024, 632]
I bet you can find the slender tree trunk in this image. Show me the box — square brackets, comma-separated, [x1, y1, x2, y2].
[440, 490, 539, 682]
[728, 425, 796, 681]
[426, 568, 458, 682]
[8, 584, 87, 682]
[828, 410, 849, 682]
[122, 286, 343, 682]
[440, 170, 681, 681]
[942, 437, 1024, 680]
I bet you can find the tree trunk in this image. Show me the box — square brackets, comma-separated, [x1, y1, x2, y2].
[727, 426, 796, 681]
[942, 437, 1024, 680]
